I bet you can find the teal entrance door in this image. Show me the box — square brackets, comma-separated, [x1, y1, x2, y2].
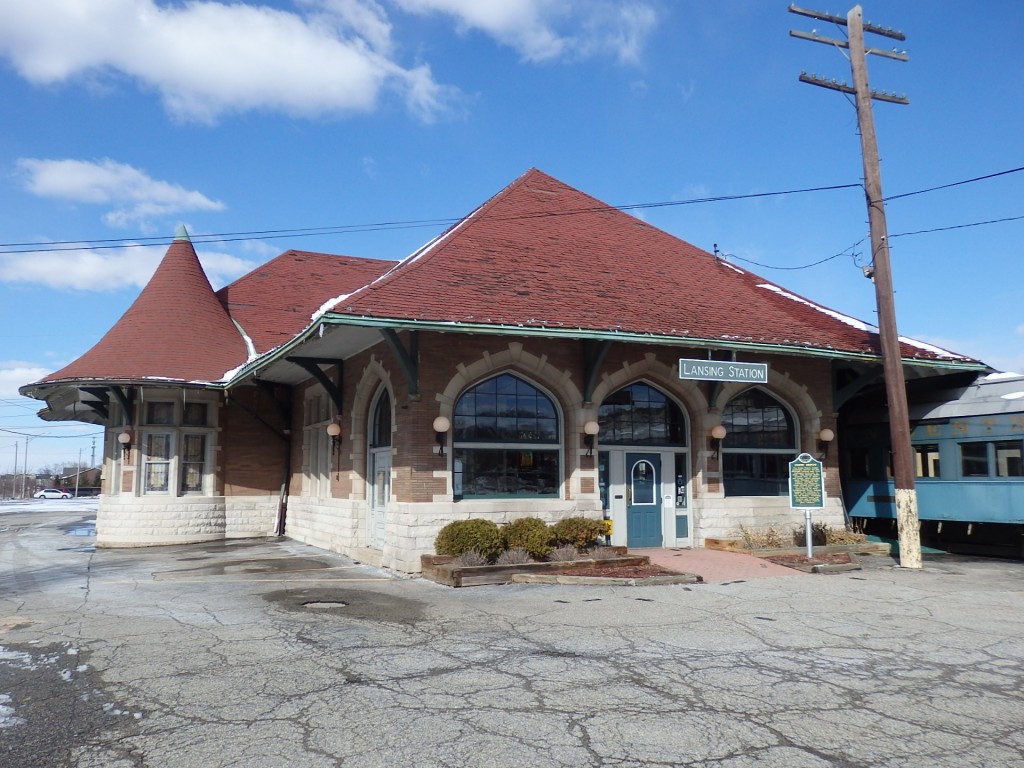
[626, 453, 662, 547]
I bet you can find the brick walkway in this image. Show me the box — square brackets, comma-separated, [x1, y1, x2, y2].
[633, 546, 802, 582]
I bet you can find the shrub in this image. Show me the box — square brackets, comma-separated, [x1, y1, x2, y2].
[551, 517, 607, 549]
[588, 546, 619, 560]
[793, 523, 867, 547]
[548, 544, 579, 562]
[435, 519, 504, 561]
[502, 517, 554, 558]
[454, 550, 489, 567]
[495, 547, 533, 565]
[737, 524, 785, 549]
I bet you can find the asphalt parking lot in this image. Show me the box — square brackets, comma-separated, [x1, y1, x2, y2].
[2, 501, 1023, 767]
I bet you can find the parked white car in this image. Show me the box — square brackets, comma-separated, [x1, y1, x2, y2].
[34, 488, 72, 499]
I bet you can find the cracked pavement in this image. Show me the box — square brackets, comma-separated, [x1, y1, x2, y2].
[2, 502, 1023, 767]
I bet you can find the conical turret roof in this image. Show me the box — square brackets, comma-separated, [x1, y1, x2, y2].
[39, 228, 248, 384]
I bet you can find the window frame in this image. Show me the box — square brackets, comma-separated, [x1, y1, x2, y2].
[720, 387, 798, 497]
[453, 373, 562, 499]
[126, 397, 216, 497]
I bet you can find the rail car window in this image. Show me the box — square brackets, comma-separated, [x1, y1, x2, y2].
[914, 444, 940, 478]
[960, 442, 989, 477]
[995, 441, 1023, 477]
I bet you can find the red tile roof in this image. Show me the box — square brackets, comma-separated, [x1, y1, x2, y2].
[40, 234, 249, 384]
[326, 168, 972, 362]
[217, 250, 395, 354]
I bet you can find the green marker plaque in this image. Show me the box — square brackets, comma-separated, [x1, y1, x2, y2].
[789, 452, 824, 509]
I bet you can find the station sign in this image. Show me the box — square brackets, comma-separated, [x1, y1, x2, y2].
[678, 358, 769, 383]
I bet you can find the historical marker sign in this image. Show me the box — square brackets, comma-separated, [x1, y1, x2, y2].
[789, 453, 824, 509]
[678, 358, 769, 383]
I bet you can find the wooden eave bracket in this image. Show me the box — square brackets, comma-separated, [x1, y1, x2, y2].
[834, 365, 884, 410]
[286, 357, 345, 415]
[231, 380, 291, 443]
[108, 385, 135, 426]
[79, 387, 111, 421]
[582, 339, 612, 403]
[381, 329, 419, 399]
[253, 378, 292, 430]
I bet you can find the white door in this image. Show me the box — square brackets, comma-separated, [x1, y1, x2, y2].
[369, 449, 391, 549]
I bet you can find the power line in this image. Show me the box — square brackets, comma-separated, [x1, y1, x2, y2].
[889, 213, 1024, 238]
[0, 182, 866, 255]
[885, 165, 1024, 202]
[725, 237, 866, 270]
[0, 427, 103, 438]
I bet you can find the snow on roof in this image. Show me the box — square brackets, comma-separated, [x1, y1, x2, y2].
[756, 283, 874, 332]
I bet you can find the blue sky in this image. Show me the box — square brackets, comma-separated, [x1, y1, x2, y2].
[1, 0, 1022, 475]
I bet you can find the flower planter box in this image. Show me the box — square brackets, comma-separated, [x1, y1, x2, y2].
[420, 553, 650, 588]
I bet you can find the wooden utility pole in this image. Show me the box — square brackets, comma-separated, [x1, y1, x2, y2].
[789, 4, 922, 568]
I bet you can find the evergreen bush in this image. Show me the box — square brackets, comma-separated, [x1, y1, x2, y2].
[551, 517, 607, 549]
[501, 517, 554, 558]
[435, 519, 504, 561]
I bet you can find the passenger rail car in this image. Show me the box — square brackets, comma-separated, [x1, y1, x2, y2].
[843, 373, 1024, 557]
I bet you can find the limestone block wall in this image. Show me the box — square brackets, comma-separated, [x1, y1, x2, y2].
[380, 498, 603, 574]
[97, 496, 227, 547]
[96, 495, 278, 547]
[286, 497, 361, 555]
[693, 495, 847, 546]
[224, 496, 279, 538]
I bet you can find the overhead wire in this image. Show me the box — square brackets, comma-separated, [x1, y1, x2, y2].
[0, 182, 865, 254]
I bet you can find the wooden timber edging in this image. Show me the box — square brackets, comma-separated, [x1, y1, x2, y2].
[703, 538, 891, 557]
[420, 554, 650, 588]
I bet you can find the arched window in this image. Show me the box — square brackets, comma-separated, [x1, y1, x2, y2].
[370, 389, 392, 448]
[453, 373, 560, 498]
[598, 382, 686, 446]
[721, 388, 797, 496]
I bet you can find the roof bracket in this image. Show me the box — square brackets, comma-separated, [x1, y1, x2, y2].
[381, 329, 419, 399]
[230, 385, 290, 443]
[253, 378, 293, 430]
[80, 387, 111, 421]
[286, 357, 344, 415]
[109, 386, 135, 426]
[708, 381, 724, 411]
[834, 365, 885, 410]
[582, 339, 612, 403]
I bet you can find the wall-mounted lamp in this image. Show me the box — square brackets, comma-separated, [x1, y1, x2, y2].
[117, 430, 132, 462]
[433, 416, 451, 455]
[818, 427, 835, 458]
[582, 420, 600, 455]
[326, 422, 342, 454]
[710, 424, 727, 459]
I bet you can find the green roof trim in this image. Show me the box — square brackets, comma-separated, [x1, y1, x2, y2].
[224, 313, 988, 387]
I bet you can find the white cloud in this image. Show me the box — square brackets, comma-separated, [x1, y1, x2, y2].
[197, 250, 260, 289]
[0, 363, 51, 399]
[0, 244, 255, 292]
[394, 0, 657, 63]
[17, 158, 224, 228]
[0, 0, 453, 123]
[1016, 324, 1024, 337]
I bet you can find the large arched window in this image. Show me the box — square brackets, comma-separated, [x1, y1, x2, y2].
[598, 382, 687, 446]
[721, 388, 797, 496]
[453, 373, 560, 498]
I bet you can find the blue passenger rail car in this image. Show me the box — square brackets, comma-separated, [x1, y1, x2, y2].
[843, 373, 1024, 556]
